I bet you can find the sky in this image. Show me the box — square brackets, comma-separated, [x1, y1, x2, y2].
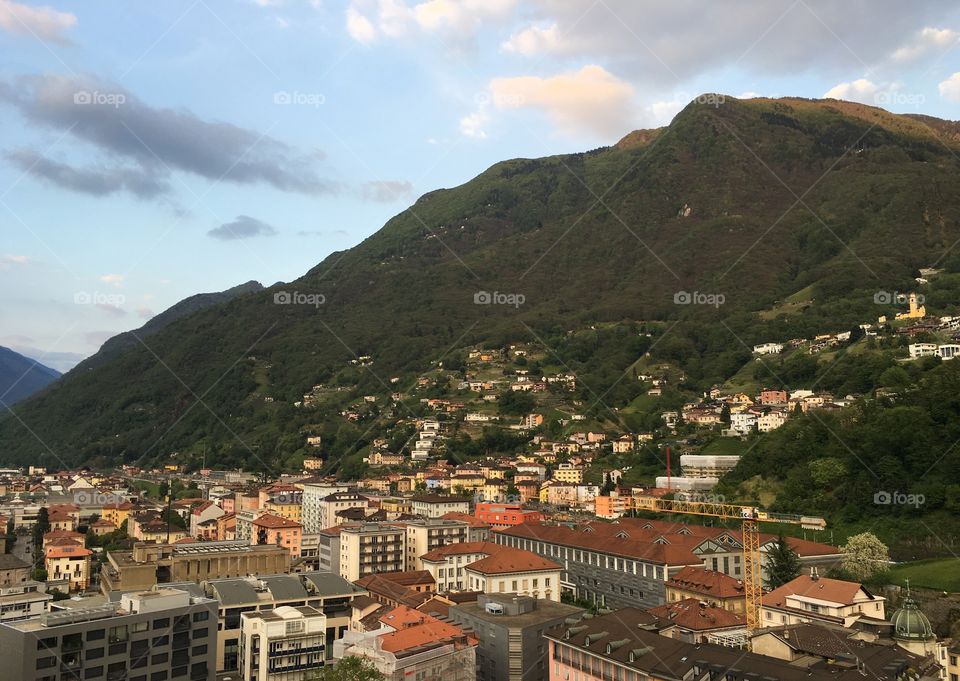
[1, 0, 959, 372]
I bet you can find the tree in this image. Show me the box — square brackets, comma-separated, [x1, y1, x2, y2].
[308, 656, 385, 681]
[840, 532, 890, 582]
[32, 507, 50, 568]
[764, 533, 802, 589]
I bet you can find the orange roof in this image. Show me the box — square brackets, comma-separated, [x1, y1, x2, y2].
[45, 545, 92, 559]
[377, 609, 475, 653]
[420, 541, 502, 561]
[647, 598, 746, 630]
[441, 511, 490, 527]
[252, 513, 302, 529]
[466, 547, 560, 575]
[666, 566, 744, 599]
[763, 575, 873, 608]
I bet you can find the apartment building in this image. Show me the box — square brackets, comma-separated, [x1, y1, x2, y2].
[475, 502, 544, 529]
[252, 513, 303, 557]
[317, 492, 370, 529]
[410, 495, 471, 518]
[679, 455, 742, 478]
[301, 482, 350, 533]
[339, 524, 406, 581]
[0, 588, 217, 681]
[0, 581, 52, 622]
[240, 605, 327, 681]
[450, 594, 583, 681]
[761, 573, 886, 628]
[552, 463, 583, 484]
[202, 571, 364, 673]
[45, 544, 92, 591]
[404, 518, 470, 570]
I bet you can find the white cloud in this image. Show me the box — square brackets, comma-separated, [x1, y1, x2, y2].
[823, 78, 883, 103]
[345, 7, 377, 43]
[939, 72, 960, 102]
[0, 0, 76, 44]
[501, 23, 561, 55]
[345, 0, 517, 43]
[275, 17, 289, 29]
[99, 274, 125, 287]
[459, 109, 489, 138]
[136, 308, 155, 319]
[0, 254, 31, 269]
[737, 91, 762, 99]
[892, 27, 959, 62]
[489, 65, 636, 137]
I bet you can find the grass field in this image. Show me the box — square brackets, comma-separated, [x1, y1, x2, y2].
[887, 558, 960, 592]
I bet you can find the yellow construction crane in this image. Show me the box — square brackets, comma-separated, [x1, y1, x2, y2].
[636, 496, 827, 631]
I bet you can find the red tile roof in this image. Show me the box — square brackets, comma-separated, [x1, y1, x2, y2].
[647, 598, 746, 631]
[666, 566, 745, 599]
[252, 513, 302, 529]
[763, 575, 874, 608]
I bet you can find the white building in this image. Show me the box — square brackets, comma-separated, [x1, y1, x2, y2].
[909, 343, 937, 358]
[757, 410, 788, 432]
[679, 455, 741, 478]
[753, 343, 784, 355]
[301, 482, 350, 533]
[654, 476, 719, 491]
[937, 344, 960, 360]
[730, 412, 757, 434]
[240, 605, 328, 681]
[0, 582, 51, 622]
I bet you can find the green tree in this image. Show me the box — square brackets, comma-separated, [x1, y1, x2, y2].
[308, 656, 385, 681]
[840, 532, 890, 582]
[764, 533, 802, 589]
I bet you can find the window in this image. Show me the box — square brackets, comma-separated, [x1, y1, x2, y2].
[87, 630, 105, 641]
[36, 657, 56, 670]
[132, 621, 149, 633]
[108, 625, 128, 644]
[84, 666, 104, 679]
[87, 648, 104, 660]
[153, 618, 170, 630]
[150, 672, 168, 681]
[152, 653, 169, 665]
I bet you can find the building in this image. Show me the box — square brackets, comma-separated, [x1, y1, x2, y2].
[404, 518, 470, 570]
[545, 608, 921, 681]
[317, 492, 370, 530]
[339, 524, 406, 581]
[449, 594, 584, 681]
[0, 587, 217, 681]
[240, 605, 327, 681]
[646, 598, 747, 643]
[665, 566, 745, 612]
[101, 540, 291, 593]
[335, 605, 477, 681]
[0, 554, 31, 587]
[761, 572, 886, 629]
[552, 464, 583, 484]
[252, 513, 304, 557]
[464, 548, 561, 602]
[203, 571, 364, 673]
[0, 581, 52, 622]
[301, 482, 350, 533]
[422, 542, 555, 596]
[679, 455, 741, 478]
[410, 495, 471, 518]
[45, 544, 92, 591]
[475, 503, 544, 530]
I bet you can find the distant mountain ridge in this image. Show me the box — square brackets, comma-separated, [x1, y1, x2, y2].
[0, 347, 61, 406]
[74, 280, 264, 372]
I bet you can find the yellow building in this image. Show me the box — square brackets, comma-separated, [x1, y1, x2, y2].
[895, 292, 926, 320]
[102, 502, 135, 528]
[263, 499, 302, 523]
[45, 545, 92, 591]
[552, 463, 583, 484]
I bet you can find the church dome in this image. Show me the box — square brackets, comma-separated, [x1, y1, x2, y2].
[891, 589, 934, 641]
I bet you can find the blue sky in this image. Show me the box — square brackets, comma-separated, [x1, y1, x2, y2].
[1, 0, 959, 371]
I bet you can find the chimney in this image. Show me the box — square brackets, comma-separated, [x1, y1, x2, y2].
[810, 567, 819, 581]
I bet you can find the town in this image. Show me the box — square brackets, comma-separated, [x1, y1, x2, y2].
[0, 452, 951, 681]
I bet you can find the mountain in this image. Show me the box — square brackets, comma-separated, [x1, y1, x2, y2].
[0, 347, 61, 406]
[74, 280, 264, 371]
[2, 95, 960, 477]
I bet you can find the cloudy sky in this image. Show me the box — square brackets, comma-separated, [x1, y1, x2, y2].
[1, 0, 959, 371]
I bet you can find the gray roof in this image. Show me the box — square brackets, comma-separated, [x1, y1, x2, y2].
[302, 571, 365, 597]
[261, 575, 308, 601]
[0, 554, 30, 570]
[207, 578, 260, 606]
